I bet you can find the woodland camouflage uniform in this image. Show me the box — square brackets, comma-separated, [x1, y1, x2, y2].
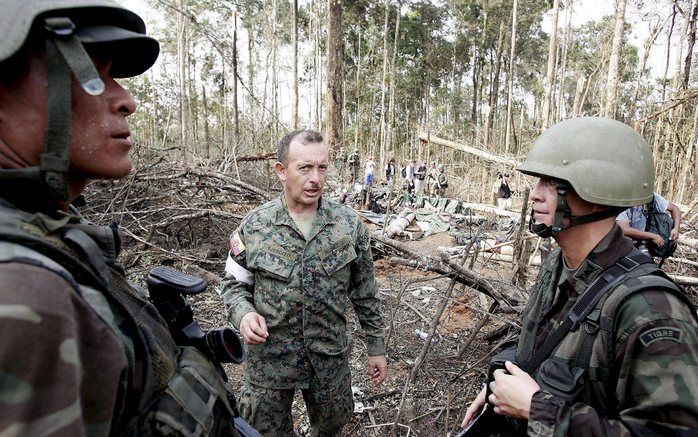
[520, 225, 698, 435]
[509, 117, 698, 436]
[347, 149, 361, 183]
[220, 195, 385, 436]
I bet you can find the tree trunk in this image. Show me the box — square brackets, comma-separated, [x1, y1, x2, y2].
[231, 7, 239, 148]
[202, 83, 210, 158]
[541, 0, 560, 129]
[246, 21, 255, 132]
[291, 0, 299, 129]
[485, 22, 505, 148]
[177, 0, 188, 161]
[354, 26, 362, 150]
[504, 0, 518, 153]
[378, 0, 391, 167]
[387, 2, 402, 156]
[271, 0, 279, 141]
[556, 0, 573, 121]
[631, 17, 667, 113]
[683, 0, 698, 89]
[572, 76, 584, 117]
[326, 0, 343, 149]
[602, 0, 627, 118]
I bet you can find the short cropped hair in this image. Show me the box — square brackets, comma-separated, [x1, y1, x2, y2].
[277, 130, 324, 165]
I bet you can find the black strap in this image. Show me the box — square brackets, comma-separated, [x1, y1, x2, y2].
[0, 226, 109, 291]
[520, 251, 651, 374]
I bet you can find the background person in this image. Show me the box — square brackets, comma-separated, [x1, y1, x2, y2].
[616, 191, 681, 254]
[364, 154, 376, 187]
[497, 173, 512, 210]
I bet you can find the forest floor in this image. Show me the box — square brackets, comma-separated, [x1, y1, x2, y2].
[82, 156, 697, 436]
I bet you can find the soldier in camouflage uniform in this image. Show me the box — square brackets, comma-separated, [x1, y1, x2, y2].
[346, 148, 361, 184]
[461, 117, 698, 435]
[219, 130, 388, 436]
[0, 2, 250, 435]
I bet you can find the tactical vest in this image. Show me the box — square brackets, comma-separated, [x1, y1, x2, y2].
[517, 247, 694, 417]
[0, 200, 239, 437]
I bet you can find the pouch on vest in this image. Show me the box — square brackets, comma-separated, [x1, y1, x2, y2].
[535, 358, 585, 403]
[143, 346, 238, 437]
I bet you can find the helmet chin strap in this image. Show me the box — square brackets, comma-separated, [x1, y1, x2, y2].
[529, 180, 620, 239]
[0, 17, 104, 204]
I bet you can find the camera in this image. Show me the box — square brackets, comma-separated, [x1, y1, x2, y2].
[147, 266, 245, 364]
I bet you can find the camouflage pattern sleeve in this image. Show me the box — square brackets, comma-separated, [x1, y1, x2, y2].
[528, 289, 698, 436]
[219, 226, 257, 329]
[348, 220, 385, 356]
[0, 262, 127, 436]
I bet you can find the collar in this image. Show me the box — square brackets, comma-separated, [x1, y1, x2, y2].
[273, 195, 337, 234]
[564, 224, 633, 290]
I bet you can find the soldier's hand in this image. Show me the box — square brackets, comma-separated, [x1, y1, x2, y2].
[489, 361, 539, 420]
[461, 385, 487, 428]
[367, 355, 387, 385]
[240, 312, 268, 345]
[670, 227, 679, 241]
[650, 233, 665, 247]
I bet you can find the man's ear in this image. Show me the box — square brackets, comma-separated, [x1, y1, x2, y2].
[274, 161, 286, 182]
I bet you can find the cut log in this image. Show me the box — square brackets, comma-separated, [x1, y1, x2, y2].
[678, 235, 698, 249]
[459, 202, 521, 219]
[669, 275, 698, 286]
[418, 132, 520, 167]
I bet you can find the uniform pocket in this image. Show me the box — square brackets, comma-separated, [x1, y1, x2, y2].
[248, 246, 295, 282]
[144, 347, 235, 437]
[318, 237, 357, 276]
[536, 358, 586, 403]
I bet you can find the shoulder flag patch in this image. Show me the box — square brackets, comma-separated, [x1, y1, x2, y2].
[230, 232, 246, 256]
[640, 326, 682, 347]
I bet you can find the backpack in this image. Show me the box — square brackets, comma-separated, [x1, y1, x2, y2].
[645, 196, 677, 259]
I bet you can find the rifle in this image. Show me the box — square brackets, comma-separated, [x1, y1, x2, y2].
[147, 266, 261, 437]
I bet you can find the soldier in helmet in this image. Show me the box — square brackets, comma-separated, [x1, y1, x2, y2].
[0, 1, 252, 435]
[461, 117, 698, 435]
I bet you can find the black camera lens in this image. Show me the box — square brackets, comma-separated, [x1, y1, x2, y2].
[205, 328, 246, 364]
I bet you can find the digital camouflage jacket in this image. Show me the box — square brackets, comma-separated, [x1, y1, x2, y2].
[519, 225, 698, 436]
[220, 196, 385, 392]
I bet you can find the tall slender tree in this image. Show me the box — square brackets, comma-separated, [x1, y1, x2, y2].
[326, 0, 343, 149]
[542, 0, 560, 129]
[603, 0, 627, 118]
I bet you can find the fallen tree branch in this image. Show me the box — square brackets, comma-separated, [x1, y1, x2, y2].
[418, 132, 520, 167]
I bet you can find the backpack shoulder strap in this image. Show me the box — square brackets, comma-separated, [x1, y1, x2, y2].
[520, 250, 652, 374]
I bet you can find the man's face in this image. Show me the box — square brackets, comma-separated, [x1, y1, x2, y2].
[530, 176, 594, 229]
[0, 51, 137, 184]
[530, 177, 559, 228]
[275, 139, 328, 210]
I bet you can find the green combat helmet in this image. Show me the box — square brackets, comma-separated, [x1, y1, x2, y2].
[517, 117, 655, 238]
[0, 0, 159, 201]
